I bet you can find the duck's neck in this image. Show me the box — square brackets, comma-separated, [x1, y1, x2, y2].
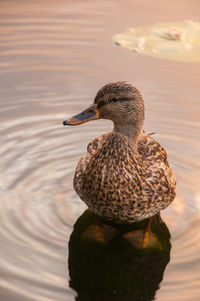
[113, 122, 141, 145]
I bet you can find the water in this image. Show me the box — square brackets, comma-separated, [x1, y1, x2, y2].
[0, 0, 200, 300]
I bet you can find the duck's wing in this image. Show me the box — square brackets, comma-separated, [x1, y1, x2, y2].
[137, 131, 168, 165]
[137, 131, 176, 212]
[73, 133, 110, 198]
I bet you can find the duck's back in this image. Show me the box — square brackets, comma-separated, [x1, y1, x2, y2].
[74, 131, 176, 223]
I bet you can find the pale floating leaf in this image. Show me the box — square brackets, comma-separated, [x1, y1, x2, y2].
[113, 21, 200, 62]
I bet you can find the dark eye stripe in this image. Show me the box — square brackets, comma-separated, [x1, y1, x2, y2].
[96, 97, 132, 109]
[112, 97, 132, 102]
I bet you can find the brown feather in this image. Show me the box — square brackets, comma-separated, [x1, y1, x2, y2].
[74, 130, 176, 223]
[69, 82, 176, 223]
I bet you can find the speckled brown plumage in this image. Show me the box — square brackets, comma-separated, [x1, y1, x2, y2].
[64, 82, 176, 223]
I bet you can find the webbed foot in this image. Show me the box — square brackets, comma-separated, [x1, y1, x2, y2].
[81, 222, 119, 244]
[123, 217, 163, 249]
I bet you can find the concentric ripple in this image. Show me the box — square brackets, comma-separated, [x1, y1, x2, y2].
[0, 0, 200, 301]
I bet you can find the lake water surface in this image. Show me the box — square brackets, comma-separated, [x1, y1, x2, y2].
[0, 0, 200, 300]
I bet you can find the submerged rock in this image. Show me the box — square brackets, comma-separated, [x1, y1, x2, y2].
[113, 21, 200, 62]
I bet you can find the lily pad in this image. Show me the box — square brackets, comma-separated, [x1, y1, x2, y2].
[113, 21, 200, 62]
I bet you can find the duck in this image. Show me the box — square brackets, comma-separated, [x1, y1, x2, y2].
[63, 82, 176, 225]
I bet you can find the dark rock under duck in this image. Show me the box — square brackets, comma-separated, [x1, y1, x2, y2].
[63, 82, 176, 224]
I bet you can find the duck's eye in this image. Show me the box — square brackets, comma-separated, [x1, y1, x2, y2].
[112, 97, 119, 102]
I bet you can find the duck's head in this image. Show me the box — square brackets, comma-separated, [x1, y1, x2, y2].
[63, 82, 144, 141]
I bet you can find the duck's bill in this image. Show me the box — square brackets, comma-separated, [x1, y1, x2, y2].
[63, 104, 99, 126]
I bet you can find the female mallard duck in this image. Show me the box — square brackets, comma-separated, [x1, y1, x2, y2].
[63, 82, 176, 224]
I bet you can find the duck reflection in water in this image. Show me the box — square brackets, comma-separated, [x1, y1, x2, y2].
[68, 210, 171, 301]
